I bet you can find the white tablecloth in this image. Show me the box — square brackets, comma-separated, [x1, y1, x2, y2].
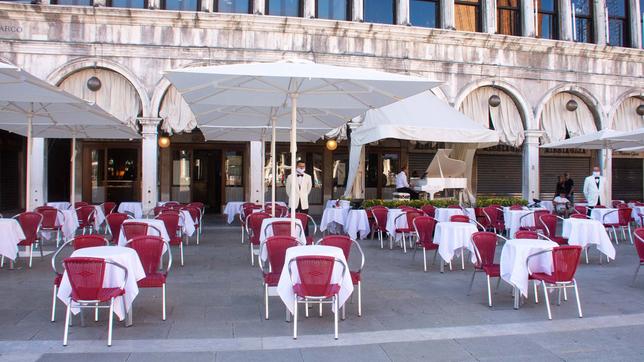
[320, 207, 350, 234]
[259, 218, 306, 245]
[57, 246, 146, 321]
[92, 205, 106, 229]
[325, 200, 351, 209]
[562, 218, 615, 260]
[179, 210, 196, 237]
[540, 201, 554, 212]
[434, 208, 475, 223]
[385, 209, 406, 241]
[345, 210, 370, 240]
[47, 201, 71, 210]
[433, 222, 479, 264]
[503, 210, 535, 238]
[631, 206, 644, 225]
[278, 245, 353, 314]
[223, 202, 245, 224]
[500, 238, 557, 298]
[0, 219, 25, 261]
[118, 219, 170, 246]
[117, 202, 143, 219]
[590, 208, 618, 224]
[56, 210, 80, 239]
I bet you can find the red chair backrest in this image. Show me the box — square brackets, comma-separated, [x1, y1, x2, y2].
[617, 208, 632, 225]
[165, 202, 180, 207]
[510, 205, 524, 210]
[613, 201, 626, 208]
[74, 202, 88, 209]
[127, 235, 165, 275]
[574, 205, 587, 215]
[248, 212, 271, 245]
[266, 204, 288, 217]
[413, 216, 437, 244]
[63, 257, 107, 301]
[539, 214, 559, 239]
[242, 204, 262, 219]
[450, 215, 470, 223]
[369, 207, 388, 231]
[400, 206, 417, 212]
[293, 213, 309, 231]
[35, 206, 58, 229]
[570, 214, 587, 219]
[471, 232, 498, 267]
[187, 202, 204, 211]
[153, 206, 168, 216]
[16, 212, 42, 245]
[405, 210, 423, 227]
[634, 229, 644, 261]
[106, 213, 129, 241]
[76, 205, 96, 226]
[122, 222, 149, 240]
[294, 255, 335, 297]
[515, 230, 539, 239]
[182, 206, 201, 225]
[72, 235, 108, 250]
[103, 202, 117, 215]
[156, 213, 181, 244]
[160, 209, 180, 216]
[318, 235, 352, 261]
[265, 236, 298, 273]
[550, 246, 582, 282]
[533, 210, 550, 224]
[421, 205, 436, 217]
[270, 221, 293, 236]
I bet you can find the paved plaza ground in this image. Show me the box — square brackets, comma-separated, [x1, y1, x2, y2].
[1, 216, 644, 361]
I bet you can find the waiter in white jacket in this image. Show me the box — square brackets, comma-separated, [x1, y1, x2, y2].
[286, 161, 312, 234]
[583, 166, 609, 209]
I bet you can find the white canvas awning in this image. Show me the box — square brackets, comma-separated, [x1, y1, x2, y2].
[541, 128, 644, 150]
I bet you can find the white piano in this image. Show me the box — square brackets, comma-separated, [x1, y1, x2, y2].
[413, 149, 467, 200]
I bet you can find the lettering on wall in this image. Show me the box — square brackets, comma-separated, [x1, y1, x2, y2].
[0, 24, 23, 33]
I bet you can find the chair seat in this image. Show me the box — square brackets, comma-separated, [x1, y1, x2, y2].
[137, 273, 167, 288]
[481, 264, 500, 277]
[72, 287, 125, 302]
[42, 225, 62, 231]
[54, 273, 63, 287]
[531, 272, 569, 284]
[263, 272, 281, 286]
[169, 236, 183, 246]
[293, 283, 341, 299]
[416, 240, 438, 250]
[551, 236, 568, 245]
[395, 228, 412, 233]
[350, 271, 361, 284]
[18, 239, 37, 246]
[519, 226, 539, 231]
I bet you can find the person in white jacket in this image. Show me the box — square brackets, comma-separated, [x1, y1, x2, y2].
[285, 160, 313, 214]
[583, 166, 609, 208]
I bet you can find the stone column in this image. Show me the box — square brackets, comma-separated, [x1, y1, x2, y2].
[352, 0, 364, 21]
[629, 0, 642, 48]
[249, 141, 265, 204]
[159, 146, 171, 201]
[442, 0, 456, 29]
[559, 0, 574, 41]
[253, 0, 266, 15]
[28, 138, 46, 210]
[397, 0, 410, 25]
[483, 0, 496, 33]
[323, 147, 333, 202]
[600, 149, 612, 205]
[522, 0, 536, 37]
[594, 0, 608, 44]
[303, 0, 315, 18]
[139, 118, 162, 215]
[522, 130, 543, 201]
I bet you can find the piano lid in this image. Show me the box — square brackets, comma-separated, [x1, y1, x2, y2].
[425, 149, 466, 178]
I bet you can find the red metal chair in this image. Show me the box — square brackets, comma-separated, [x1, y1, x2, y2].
[121, 222, 149, 241]
[467, 232, 501, 307]
[182, 206, 202, 245]
[450, 214, 470, 223]
[570, 213, 589, 219]
[539, 214, 568, 245]
[518, 209, 550, 233]
[156, 213, 184, 267]
[75, 205, 96, 235]
[514, 230, 539, 239]
[73, 201, 88, 209]
[394, 210, 422, 253]
[265, 203, 288, 217]
[528, 245, 583, 320]
[153, 206, 169, 216]
[368, 207, 388, 248]
[573, 205, 588, 215]
[632, 228, 644, 286]
[481, 206, 504, 234]
[13, 212, 43, 268]
[102, 202, 117, 215]
[35, 206, 65, 247]
[291, 212, 317, 244]
[246, 212, 271, 266]
[164, 201, 181, 207]
[72, 235, 109, 249]
[62, 257, 127, 346]
[317, 235, 365, 317]
[412, 216, 438, 271]
[421, 205, 436, 217]
[187, 202, 204, 237]
[258, 235, 298, 319]
[126, 235, 172, 320]
[602, 207, 633, 244]
[106, 213, 131, 244]
[240, 203, 262, 244]
[265, 220, 304, 239]
[288, 255, 346, 340]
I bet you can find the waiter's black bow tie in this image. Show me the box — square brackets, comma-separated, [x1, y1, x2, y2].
[297, 174, 304, 177]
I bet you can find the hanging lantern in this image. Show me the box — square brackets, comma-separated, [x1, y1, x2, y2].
[326, 139, 338, 151]
[158, 136, 171, 148]
[488, 95, 501, 107]
[637, 104, 644, 116]
[87, 76, 102, 92]
[566, 99, 578, 112]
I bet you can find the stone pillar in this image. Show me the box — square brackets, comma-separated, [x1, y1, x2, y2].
[600, 149, 612, 205]
[352, 0, 364, 21]
[159, 146, 171, 201]
[249, 141, 264, 204]
[201, 0, 213, 12]
[483, 0, 496, 34]
[28, 138, 46, 210]
[303, 0, 315, 18]
[254, 0, 266, 15]
[560, 0, 574, 41]
[72, 140, 82, 203]
[397, 0, 410, 25]
[139, 118, 162, 215]
[629, 0, 642, 48]
[442, 0, 456, 29]
[522, 130, 543, 201]
[323, 147, 333, 202]
[594, 0, 608, 44]
[522, 0, 536, 37]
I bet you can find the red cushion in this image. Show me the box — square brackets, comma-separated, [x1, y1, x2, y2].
[416, 240, 438, 250]
[137, 273, 167, 288]
[482, 264, 500, 277]
[395, 228, 412, 233]
[530, 272, 558, 284]
[551, 236, 568, 245]
[53, 273, 63, 286]
[263, 272, 281, 286]
[72, 287, 125, 302]
[350, 271, 361, 284]
[42, 225, 62, 231]
[293, 283, 341, 298]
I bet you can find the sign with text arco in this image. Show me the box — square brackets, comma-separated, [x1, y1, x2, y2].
[0, 24, 23, 33]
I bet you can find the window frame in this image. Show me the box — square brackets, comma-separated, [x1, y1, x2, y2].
[315, 0, 351, 20]
[454, 0, 483, 32]
[536, 0, 559, 39]
[572, 0, 594, 43]
[496, 0, 522, 35]
[606, 0, 631, 47]
[409, 0, 441, 28]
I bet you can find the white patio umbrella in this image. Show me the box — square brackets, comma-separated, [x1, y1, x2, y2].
[540, 128, 644, 150]
[165, 59, 440, 231]
[0, 63, 139, 209]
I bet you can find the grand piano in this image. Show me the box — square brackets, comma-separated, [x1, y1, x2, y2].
[413, 149, 468, 200]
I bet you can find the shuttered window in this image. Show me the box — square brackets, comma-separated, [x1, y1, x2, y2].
[539, 156, 590, 200]
[476, 154, 522, 197]
[612, 158, 643, 201]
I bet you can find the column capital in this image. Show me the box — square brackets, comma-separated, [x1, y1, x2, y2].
[137, 117, 162, 135]
[524, 129, 545, 141]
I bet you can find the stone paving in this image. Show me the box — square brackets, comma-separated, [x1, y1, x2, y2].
[1, 216, 644, 361]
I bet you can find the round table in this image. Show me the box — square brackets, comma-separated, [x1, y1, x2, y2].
[117, 202, 144, 219]
[590, 208, 618, 224]
[320, 207, 350, 235]
[434, 208, 475, 223]
[345, 210, 370, 240]
[562, 218, 615, 261]
[47, 201, 71, 210]
[118, 219, 170, 247]
[433, 222, 478, 272]
[385, 209, 406, 241]
[503, 209, 534, 238]
[0, 218, 25, 261]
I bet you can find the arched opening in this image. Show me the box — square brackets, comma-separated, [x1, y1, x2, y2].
[611, 95, 644, 201]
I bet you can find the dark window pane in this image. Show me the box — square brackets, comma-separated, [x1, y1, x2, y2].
[575, 18, 593, 42]
[267, 0, 301, 16]
[317, 0, 349, 20]
[538, 14, 557, 39]
[572, 0, 591, 16]
[538, 0, 555, 11]
[110, 0, 145, 7]
[455, 2, 481, 32]
[364, 0, 396, 24]
[606, 0, 627, 17]
[497, 9, 520, 35]
[410, 0, 439, 28]
[217, 0, 250, 13]
[54, 0, 93, 5]
[608, 19, 628, 46]
[164, 0, 199, 10]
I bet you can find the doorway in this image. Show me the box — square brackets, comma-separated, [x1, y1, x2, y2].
[193, 149, 221, 213]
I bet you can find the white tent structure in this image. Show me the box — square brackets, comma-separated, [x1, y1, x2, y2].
[541, 128, 644, 150]
[343, 91, 500, 199]
[165, 59, 439, 231]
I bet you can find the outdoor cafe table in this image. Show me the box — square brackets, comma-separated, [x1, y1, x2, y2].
[55, 209, 80, 240]
[629, 204, 644, 225]
[500, 238, 558, 309]
[47, 201, 71, 210]
[561, 218, 615, 261]
[223, 201, 288, 224]
[57, 246, 145, 325]
[433, 222, 478, 272]
[117, 219, 170, 247]
[178, 210, 196, 237]
[325, 200, 351, 209]
[117, 202, 143, 219]
[0, 218, 25, 262]
[277, 245, 353, 314]
[385, 208, 406, 241]
[434, 208, 475, 223]
[540, 201, 554, 213]
[590, 208, 619, 224]
[345, 209, 370, 240]
[320, 207, 351, 235]
[503, 209, 535, 238]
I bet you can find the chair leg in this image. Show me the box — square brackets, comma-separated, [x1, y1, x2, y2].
[293, 297, 298, 339]
[467, 270, 476, 295]
[557, 287, 562, 306]
[334, 296, 339, 340]
[379, 231, 383, 249]
[95, 303, 99, 321]
[632, 264, 641, 287]
[319, 302, 322, 317]
[358, 281, 362, 317]
[305, 301, 309, 318]
[162, 283, 167, 321]
[402, 234, 407, 253]
[423, 248, 427, 272]
[461, 248, 465, 270]
[628, 225, 633, 244]
[573, 280, 583, 318]
[180, 243, 184, 267]
[533, 281, 539, 304]
[196, 227, 200, 245]
[29, 244, 33, 268]
[241, 226, 245, 245]
[486, 275, 493, 307]
[63, 299, 71, 346]
[584, 248, 589, 264]
[107, 298, 114, 346]
[250, 244, 254, 266]
[341, 304, 346, 321]
[542, 281, 552, 320]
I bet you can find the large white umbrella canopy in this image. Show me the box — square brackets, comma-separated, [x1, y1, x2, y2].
[0, 63, 139, 209]
[541, 128, 644, 150]
[165, 59, 440, 231]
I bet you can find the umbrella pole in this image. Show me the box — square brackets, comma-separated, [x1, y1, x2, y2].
[26, 114, 33, 211]
[271, 117, 276, 217]
[290, 94, 298, 235]
[70, 137, 76, 206]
